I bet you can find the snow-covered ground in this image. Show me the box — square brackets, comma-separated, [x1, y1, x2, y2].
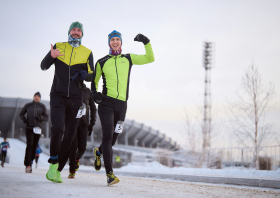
[1, 164, 279, 198]
[1, 138, 280, 197]
[1, 138, 279, 181]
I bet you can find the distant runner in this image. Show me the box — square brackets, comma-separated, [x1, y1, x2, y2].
[19, 92, 49, 173]
[35, 144, 42, 169]
[114, 155, 121, 168]
[1, 138, 10, 167]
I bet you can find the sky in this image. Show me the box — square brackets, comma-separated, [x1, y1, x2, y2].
[0, 0, 279, 148]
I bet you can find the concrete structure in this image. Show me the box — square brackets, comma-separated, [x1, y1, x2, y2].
[0, 97, 180, 151]
[0, 97, 51, 139]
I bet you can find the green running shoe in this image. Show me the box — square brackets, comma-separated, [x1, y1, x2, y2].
[52, 171, 63, 183]
[93, 147, 101, 171]
[75, 160, 80, 171]
[46, 163, 58, 181]
[107, 171, 120, 186]
[68, 171, 75, 179]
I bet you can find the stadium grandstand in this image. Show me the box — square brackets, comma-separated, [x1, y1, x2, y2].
[0, 97, 180, 167]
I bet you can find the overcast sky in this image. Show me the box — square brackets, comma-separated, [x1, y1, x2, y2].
[1, 0, 279, 148]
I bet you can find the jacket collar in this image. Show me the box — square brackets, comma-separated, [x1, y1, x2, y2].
[109, 54, 122, 58]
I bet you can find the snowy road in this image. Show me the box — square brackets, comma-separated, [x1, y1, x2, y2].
[0, 165, 279, 198]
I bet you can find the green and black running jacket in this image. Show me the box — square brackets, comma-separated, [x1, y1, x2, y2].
[41, 42, 94, 98]
[92, 42, 154, 102]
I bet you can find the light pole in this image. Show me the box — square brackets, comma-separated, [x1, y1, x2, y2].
[202, 42, 213, 150]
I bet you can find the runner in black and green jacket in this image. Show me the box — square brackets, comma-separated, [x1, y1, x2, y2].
[91, 30, 154, 186]
[41, 21, 94, 183]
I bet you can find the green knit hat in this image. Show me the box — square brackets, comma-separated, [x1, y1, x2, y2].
[68, 21, 84, 36]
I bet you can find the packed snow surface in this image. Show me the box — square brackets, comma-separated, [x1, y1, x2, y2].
[1, 138, 280, 198]
[1, 165, 279, 198]
[1, 138, 279, 180]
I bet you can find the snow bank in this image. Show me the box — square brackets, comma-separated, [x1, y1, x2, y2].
[119, 161, 280, 179]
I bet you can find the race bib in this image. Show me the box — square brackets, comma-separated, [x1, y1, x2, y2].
[33, 127, 42, 134]
[114, 121, 124, 133]
[76, 105, 85, 118]
[2, 147, 7, 151]
[82, 103, 86, 116]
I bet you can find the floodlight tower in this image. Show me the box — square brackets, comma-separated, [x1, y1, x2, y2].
[202, 42, 213, 150]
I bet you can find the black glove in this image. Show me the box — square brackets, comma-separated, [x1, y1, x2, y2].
[92, 92, 103, 104]
[88, 124, 94, 136]
[23, 117, 27, 123]
[134, 34, 150, 45]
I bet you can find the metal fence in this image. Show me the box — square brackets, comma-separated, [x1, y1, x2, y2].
[207, 145, 280, 170]
[154, 145, 280, 170]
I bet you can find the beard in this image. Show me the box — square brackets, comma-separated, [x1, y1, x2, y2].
[71, 34, 81, 38]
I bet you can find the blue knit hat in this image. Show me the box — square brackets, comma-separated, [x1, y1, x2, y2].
[108, 30, 122, 45]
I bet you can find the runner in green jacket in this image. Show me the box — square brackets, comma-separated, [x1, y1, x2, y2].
[91, 30, 154, 186]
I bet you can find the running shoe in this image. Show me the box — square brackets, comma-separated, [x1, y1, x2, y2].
[46, 163, 58, 181]
[75, 160, 80, 171]
[107, 171, 120, 186]
[52, 171, 63, 183]
[25, 166, 32, 173]
[93, 147, 101, 171]
[1, 162, 3, 167]
[68, 171, 75, 179]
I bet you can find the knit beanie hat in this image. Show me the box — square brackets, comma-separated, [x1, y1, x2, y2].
[108, 30, 122, 45]
[34, 92, 41, 98]
[68, 21, 84, 37]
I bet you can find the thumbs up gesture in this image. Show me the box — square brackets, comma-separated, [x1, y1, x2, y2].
[50, 44, 64, 58]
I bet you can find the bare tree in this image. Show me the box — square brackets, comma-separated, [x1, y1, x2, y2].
[184, 110, 198, 153]
[184, 107, 220, 167]
[228, 64, 275, 169]
[182, 108, 205, 168]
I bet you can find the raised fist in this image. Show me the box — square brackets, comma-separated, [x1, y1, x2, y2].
[134, 34, 150, 45]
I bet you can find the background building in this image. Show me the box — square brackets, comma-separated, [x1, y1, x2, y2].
[0, 97, 180, 167]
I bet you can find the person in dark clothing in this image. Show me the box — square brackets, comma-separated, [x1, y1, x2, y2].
[41, 21, 94, 183]
[114, 155, 121, 168]
[1, 138, 10, 167]
[68, 84, 96, 178]
[35, 144, 42, 169]
[91, 30, 154, 186]
[19, 92, 48, 173]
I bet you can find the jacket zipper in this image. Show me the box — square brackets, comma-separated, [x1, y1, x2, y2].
[34, 103, 37, 126]
[114, 56, 119, 99]
[68, 47, 74, 97]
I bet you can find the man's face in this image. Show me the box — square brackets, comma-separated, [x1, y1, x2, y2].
[110, 37, 121, 51]
[4, 139, 7, 142]
[33, 95, 41, 102]
[70, 28, 82, 38]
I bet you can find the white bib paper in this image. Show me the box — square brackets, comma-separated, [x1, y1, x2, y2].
[76, 105, 85, 118]
[82, 103, 86, 116]
[33, 127, 42, 134]
[114, 121, 124, 133]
